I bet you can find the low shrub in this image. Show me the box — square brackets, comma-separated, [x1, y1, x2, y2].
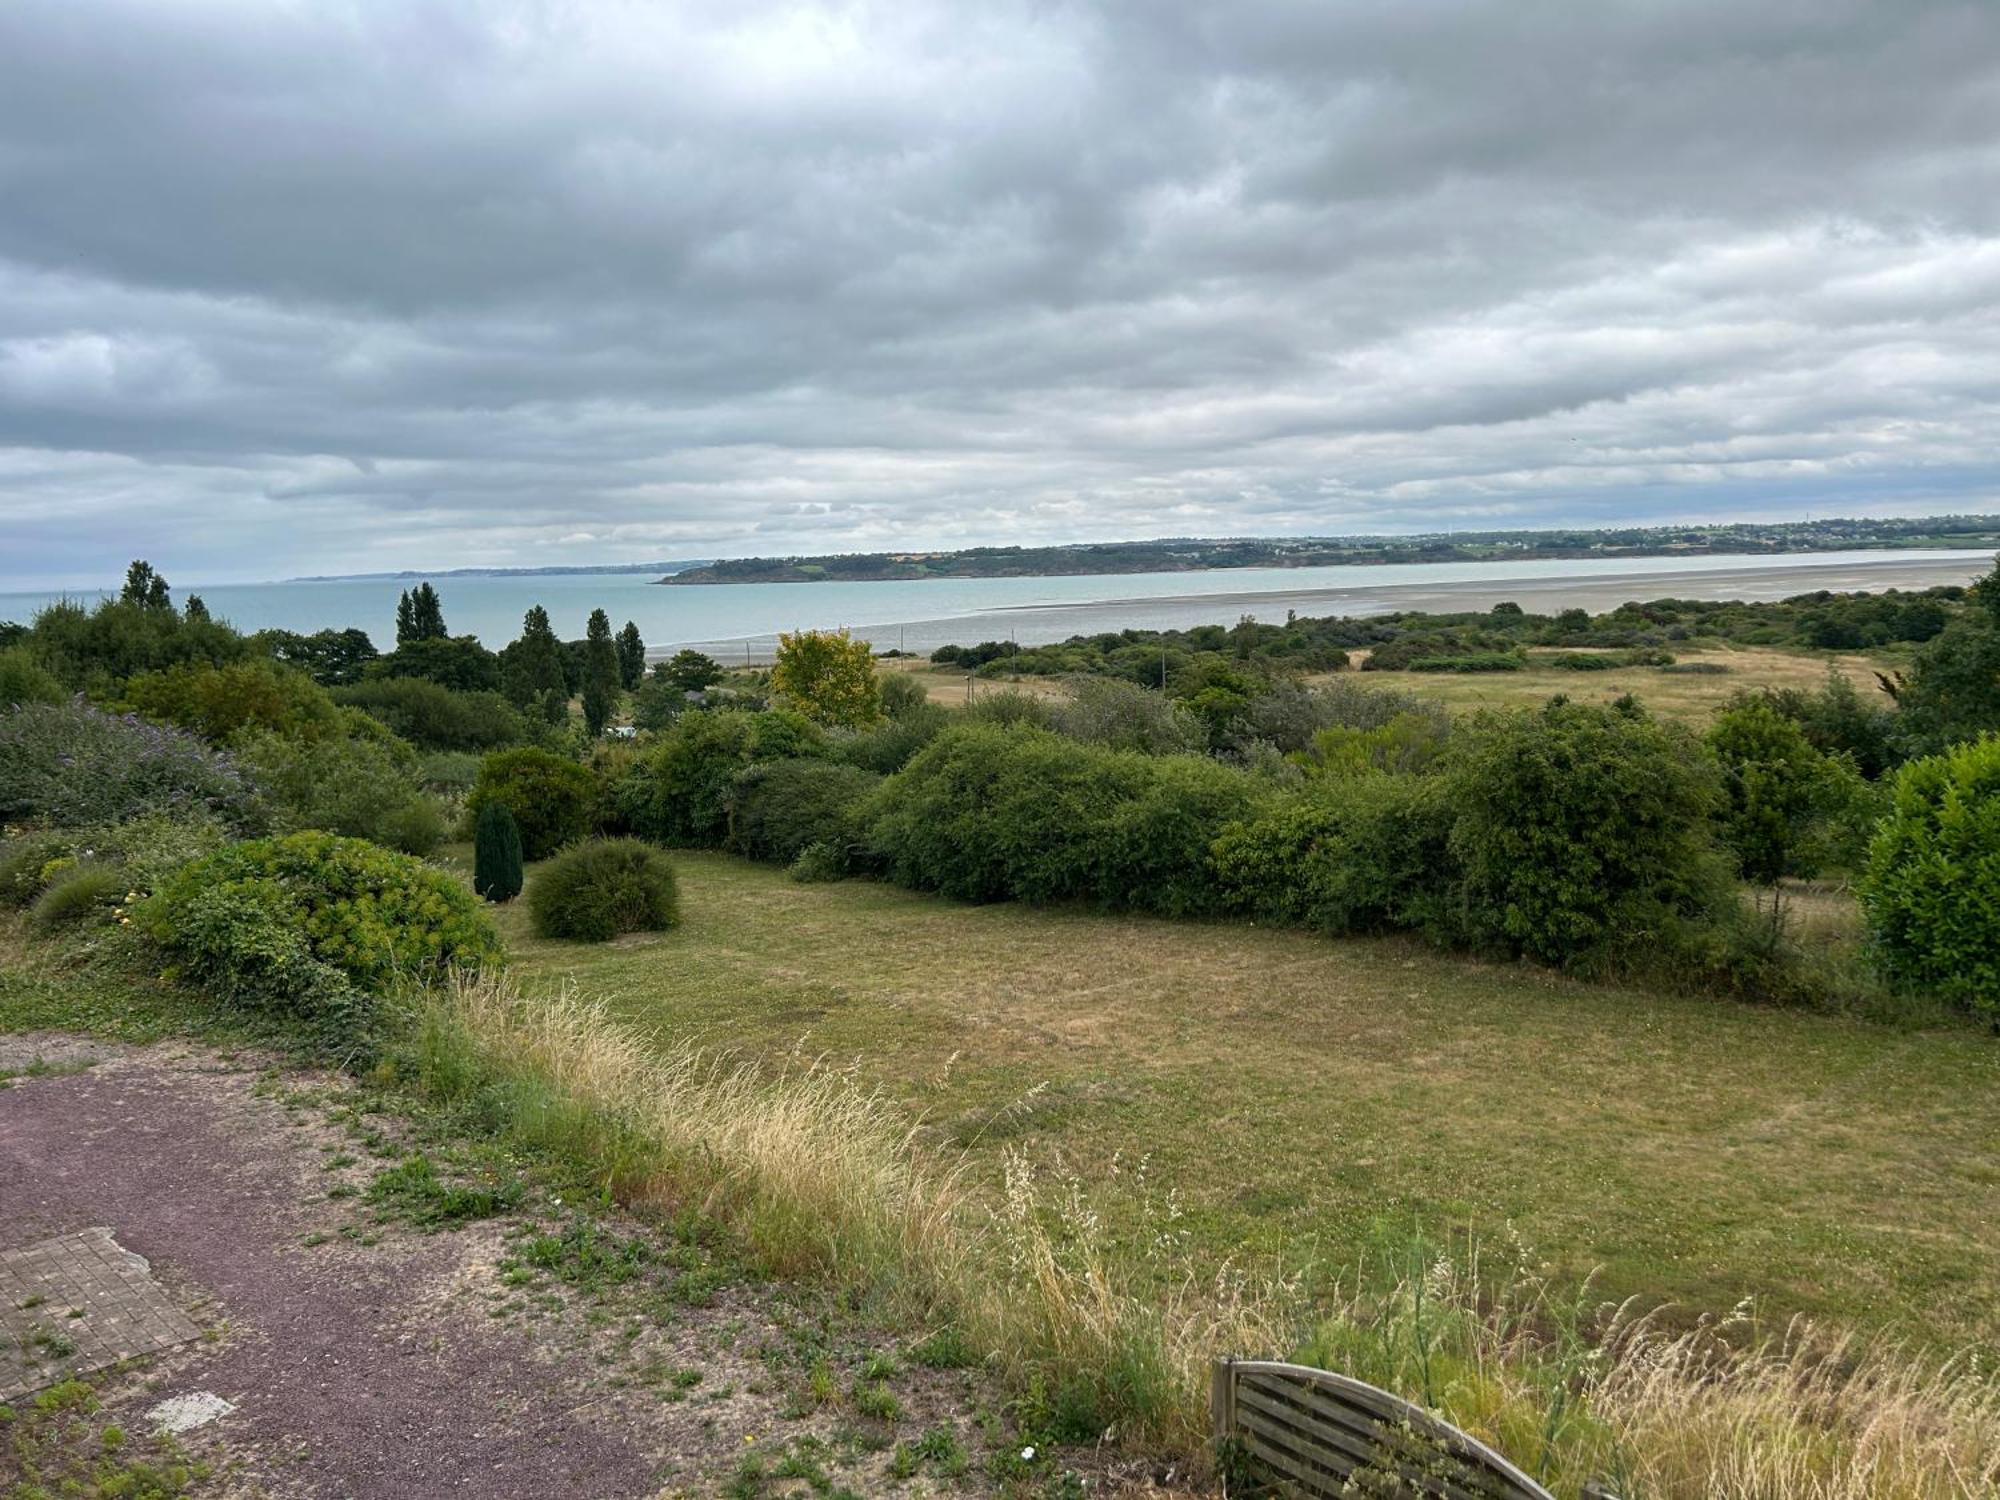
[29, 864, 126, 932]
[0, 645, 64, 708]
[878, 671, 930, 719]
[1212, 777, 1457, 937]
[1049, 677, 1207, 755]
[1405, 652, 1525, 673]
[1444, 699, 1730, 968]
[234, 731, 443, 854]
[141, 831, 499, 1002]
[122, 660, 342, 743]
[416, 751, 484, 794]
[529, 838, 680, 942]
[829, 704, 952, 775]
[0, 700, 259, 829]
[1237, 680, 1446, 755]
[731, 759, 880, 866]
[1861, 734, 2000, 1018]
[376, 799, 449, 857]
[333, 678, 527, 751]
[863, 723, 1263, 915]
[0, 833, 75, 908]
[467, 748, 598, 860]
[629, 709, 824, 847]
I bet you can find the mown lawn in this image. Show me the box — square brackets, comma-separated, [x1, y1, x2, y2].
[494, 851, 2000, 1352]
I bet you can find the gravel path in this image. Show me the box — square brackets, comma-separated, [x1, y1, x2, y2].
[0, 1040, 673, 1498]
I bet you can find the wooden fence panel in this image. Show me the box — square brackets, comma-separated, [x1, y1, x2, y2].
[1211, 1358, 1588, 1500]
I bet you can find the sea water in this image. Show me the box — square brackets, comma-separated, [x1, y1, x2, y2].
[0, 548, 1984, 659]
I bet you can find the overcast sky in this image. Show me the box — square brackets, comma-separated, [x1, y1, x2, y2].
[3, 1, 1999, 586]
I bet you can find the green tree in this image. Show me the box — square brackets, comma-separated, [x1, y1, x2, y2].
[499, 605, 568, 709]
[473, 801, 525, 903]
[375, 634, 502, 693]
[396, 582, 447, 644]
[259, 627, 379, 687]
[122, 560, 172, 610]
[659, 649, 725, 694]
[772, 629, 880, 726]
[1706, 700, 1861, 884]
[615, 621, 645, 691]
[582, 609, 620, 736]
[1888, 554, 2000, 754]
[183, 594, 209, 622]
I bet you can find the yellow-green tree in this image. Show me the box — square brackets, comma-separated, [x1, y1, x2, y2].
[772, 629, 881, 726]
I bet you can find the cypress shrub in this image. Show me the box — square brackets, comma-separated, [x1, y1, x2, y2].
[474, 801, 525, 903]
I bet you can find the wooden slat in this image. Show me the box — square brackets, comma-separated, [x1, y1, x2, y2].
[1241, 1377, 1531, 1500]
[1236, 1391, 1472, 1500]
[1215, 1359, 1560, 1500]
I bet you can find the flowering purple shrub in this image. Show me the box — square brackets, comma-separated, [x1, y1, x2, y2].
[0, 698, 261, 829]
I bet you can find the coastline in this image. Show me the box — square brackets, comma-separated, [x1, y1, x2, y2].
[664, 552, 1990, 663]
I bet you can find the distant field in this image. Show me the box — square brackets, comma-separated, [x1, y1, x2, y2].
[1347, 644, 1896, 720]
[888, 644, 1896, 721]
[497, 852, 2000, 1353]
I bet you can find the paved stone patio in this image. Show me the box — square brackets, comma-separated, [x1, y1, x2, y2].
[0, 1226, 201, 1399]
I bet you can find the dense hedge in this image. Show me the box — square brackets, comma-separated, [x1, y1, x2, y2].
[862, 723, 1263, 915]
[529, 838, 680, 942]
[629, 709, 824, 847]
[140, 832, 499, 1023]
[467, 748, 599, 860]
[731, 759, 881, 866]
[1445, 700, 1730, 966]
[333, 678, 528, 751]
[1212, 775, 1456, 938]
[1862, 735, 2000, 1017]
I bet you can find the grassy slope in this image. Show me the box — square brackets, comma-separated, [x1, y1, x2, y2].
[495, 851, 2000, 1353]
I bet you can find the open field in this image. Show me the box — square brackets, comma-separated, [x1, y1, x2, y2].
[1349, 645, 1897, 720]
[493, 851, 2000, 1354]
[883, 644, 1896, 721]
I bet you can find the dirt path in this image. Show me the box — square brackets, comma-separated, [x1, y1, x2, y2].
[0, 1037, 991, 1498]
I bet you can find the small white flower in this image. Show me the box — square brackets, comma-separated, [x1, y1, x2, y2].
[1020, 1446, 1036, 1462]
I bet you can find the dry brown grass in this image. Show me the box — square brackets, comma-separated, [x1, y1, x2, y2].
[1338, 646, 1895, 723]
[424, 971, 2000, 1497]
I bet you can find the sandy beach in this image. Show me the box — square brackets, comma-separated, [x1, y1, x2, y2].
[747, 552, 1991, 661]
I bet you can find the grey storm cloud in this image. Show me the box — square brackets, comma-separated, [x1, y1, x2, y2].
[2, 0, 1999, 585]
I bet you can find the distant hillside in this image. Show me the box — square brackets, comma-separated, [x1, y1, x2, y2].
[295, 560, 712, 582]
[657, 517, 2000, 585]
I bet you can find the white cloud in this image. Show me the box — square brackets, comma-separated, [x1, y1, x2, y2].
[0, 0, 1997, 586]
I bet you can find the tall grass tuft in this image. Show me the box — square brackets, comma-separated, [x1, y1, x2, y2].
[410, 972, 2000, 1496]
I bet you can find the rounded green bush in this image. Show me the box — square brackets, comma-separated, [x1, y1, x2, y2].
[142, 830, 500, 996]
[1861, 734, 2000, 1018]
[466, 747, 598, 860]
[528, 838, 680, 943]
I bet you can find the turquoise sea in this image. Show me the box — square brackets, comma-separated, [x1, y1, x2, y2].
[0, 548, 1985, 661]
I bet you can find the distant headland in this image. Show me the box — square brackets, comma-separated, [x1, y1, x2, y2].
[655, 516, 2000, 586]
[292, 560, 711, 582]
